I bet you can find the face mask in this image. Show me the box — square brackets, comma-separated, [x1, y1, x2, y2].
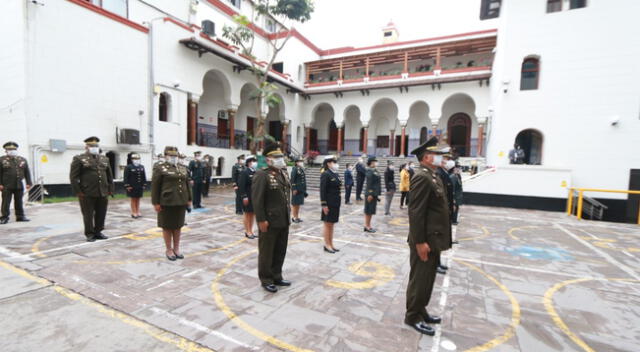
[249, 161, 257, 169]
[132, 160, 141, 166]
[297, 162, 304, 168]
[330, 163, 340, 172]
[432, 155, 443, 166]
[239, 160, 245, 165]
[389, 165, 394, 170]
[371, 162, 377, 169]
[445, 160, 455, 170]
[168, 157, 178, 165]
[7, 150, 18, 157]
[88, 147, 100, 155]
[272, 157, 286, 168]
[195, 156, 201, 161]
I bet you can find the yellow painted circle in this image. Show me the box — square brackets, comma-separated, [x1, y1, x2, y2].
[325, 261, 395, 289]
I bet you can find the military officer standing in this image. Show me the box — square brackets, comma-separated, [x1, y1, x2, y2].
[290, 156, 308, 223]
[188, 151, 206, 209]
[239, 155, 257, 239]
[231, 155, 246, 215]
[320, 155, 342, 253]
[251, 141, 292, 293]
[363, 156, 381, 233]
[202, 154, 213, 198]
[435, 148, 455, 275]
[404, 136, 450, 336]
[0, 142, 32, 224]
[69, 137, 114, 242]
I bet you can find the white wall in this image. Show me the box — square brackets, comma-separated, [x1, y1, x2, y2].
[487, 0, 640, 198]
[464, 165, 572, 199]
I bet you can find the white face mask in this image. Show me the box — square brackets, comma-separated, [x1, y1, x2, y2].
[297, 162, 304, 168]
[389, 165, 394, 171]
[168, 157, 178, 165]
[272, 157, 286, 168]
[249, 161, 257, 169]
[7, 150, 18, 157]
[432, 155, 443, 166]
[445, 160, 455, 170]
[239, 160, 245, 165]
[132, 160, 141, 166]
[195, 156, 202, 161]
[88, 147, 100, 155]
[371, 162, 377, 169]
[330, 163, 339, 172]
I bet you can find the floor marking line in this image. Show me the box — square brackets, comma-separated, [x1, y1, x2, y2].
[453, 256, 585, 279]
[431, 226, 457, 352]
[457, 226, 490, 242]
[543, 277, 640, 352]
[146, 279, 174, 291]
[0, 260, 214, 352]
[507, 225, 538, 241]
[554, 223, 640, 281]
[454, 259, 521, 352]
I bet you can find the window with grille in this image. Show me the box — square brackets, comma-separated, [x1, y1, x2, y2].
[520, 58, 540, 90]
[480, 0, 501, 20]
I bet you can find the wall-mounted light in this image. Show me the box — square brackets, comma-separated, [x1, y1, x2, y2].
[502, 80, 510, 94]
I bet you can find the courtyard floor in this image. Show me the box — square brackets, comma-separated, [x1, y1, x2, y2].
[0, 187, 639, 352]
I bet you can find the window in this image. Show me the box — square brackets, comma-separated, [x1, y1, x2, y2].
[520, 58, 540, 90]
[84, 0, 128, 18]
[376, 136, 389, 148]
[384, 31, 393, 37]
[159, 93, 169, 122]
[227, 0, 241, 9]
[266, 19, 276, 33]
[479, 0, 501, 20]
[570, 0, 587, 9]
[547, 0, 562, 12]
[272, 62, 284, 74]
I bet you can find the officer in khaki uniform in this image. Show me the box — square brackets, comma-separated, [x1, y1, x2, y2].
[252, 141, 292, 293]
[0, 142, 32, 224]
[69, 137, 114, 242]
[232, 155, 246, 215]
[405, 136, 451, 336]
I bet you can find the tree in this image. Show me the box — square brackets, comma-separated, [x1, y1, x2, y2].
[223, 0, 314, 154]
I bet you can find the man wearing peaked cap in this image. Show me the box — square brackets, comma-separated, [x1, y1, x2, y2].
[363, 156, 381, 233]
[251, 139, 292, 293]
[404, 136, 450, 336]
[232, 154, 246, 215]
[0, 141, 33, 224]
[69, 136, 114, 241]
[188, 151, 206, 209]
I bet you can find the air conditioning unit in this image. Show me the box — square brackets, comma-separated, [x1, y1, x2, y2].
[202, 20, 215, 37]
[118, 128, 140, 145]
[217, 110, 228, 119]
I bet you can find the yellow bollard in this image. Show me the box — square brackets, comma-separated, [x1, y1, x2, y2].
[566, 188, 574, 216]
[576, 190, 584, 220]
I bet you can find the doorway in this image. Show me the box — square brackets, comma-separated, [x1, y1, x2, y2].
[447, 113, 471, 157]
[515, 129, 543, 165]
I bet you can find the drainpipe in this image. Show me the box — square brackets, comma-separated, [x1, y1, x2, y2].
[144, 17, 165, 158]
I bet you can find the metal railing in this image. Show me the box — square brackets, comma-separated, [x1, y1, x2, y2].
[566, 188, 640, 224]
[27, 176, 46, 204]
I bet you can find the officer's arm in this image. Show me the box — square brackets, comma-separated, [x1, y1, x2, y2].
[252, 171, 267, 222]
[24, 160, 33, 186]
[231, 166, 238, 186]
[320, 172, 328, 206]
[151, 167, 162, 205]
[69, 156, 82, 195]
[290, 168, 297, 189]
[142, 167, 147, 183]
[408, 174, 431, 244]
[186, 170, 192, 202]
[123, 165, 130, 188]
[238, 171, 248, 199]
[107, 161, 115, 193]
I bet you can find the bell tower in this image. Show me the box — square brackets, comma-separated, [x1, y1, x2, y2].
[382, 21, 399, 44]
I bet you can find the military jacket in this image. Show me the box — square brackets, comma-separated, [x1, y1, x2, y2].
[0, 156, 32, 190]
[69, 153, 114, 197]
[407, 166, 451, 251]
[238, 167, 256, 200]
[290, 166, 307, 193]
[151, 162, 192, 206]
[252, 166, 291, 229]
[123, 164, 147, 189]
[188, 160, 205, 181]
[231, 163, 245, 187]
[320, 169, 342, 208]
[365, 167, 381, 198]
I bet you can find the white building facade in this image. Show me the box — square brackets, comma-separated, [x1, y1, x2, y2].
[1, 0, 639, 221]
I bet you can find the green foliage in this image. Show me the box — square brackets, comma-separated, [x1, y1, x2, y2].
[270, 0, 314, 23]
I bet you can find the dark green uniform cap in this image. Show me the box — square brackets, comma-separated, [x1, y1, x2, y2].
[3, 141, 18, 150]
[410, 136, 444, 159]
[367, 156, 377, 166]
[164, 146, 179, 156]
[263, 140, 284, 158]
[84, 136, 100, 146]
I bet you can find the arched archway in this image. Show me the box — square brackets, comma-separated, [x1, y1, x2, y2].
[407, 101, 432, 155]
[448, 113, 471, 157]
[515, 129, 543, 165]
[200, 70, 232, 148]
[343, 105, 363, 155]
[216, 156, 225, 176]
[237, 83, 258, 150]
[369, 98, 399, 156]
[310, 103, 335, 154]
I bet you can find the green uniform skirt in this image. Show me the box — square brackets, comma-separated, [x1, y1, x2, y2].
[157, 205, 186, 230]
[364, 198, 378, 215]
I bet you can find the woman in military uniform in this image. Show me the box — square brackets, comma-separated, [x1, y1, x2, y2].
[364, 156, 381, 233]
[124, 153, 146, 218]
[320, 156, 342, 253]
[290, 156, 307, 223]
[151, 146, 192, 261]
[239, 155, 257, 239]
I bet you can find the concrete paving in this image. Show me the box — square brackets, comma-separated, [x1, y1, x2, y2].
[0, 187, 639, 351]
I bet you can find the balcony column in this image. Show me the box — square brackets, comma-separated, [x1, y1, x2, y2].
[187, 94, 200, 145]
[478, 123, 485, 157]
[337, 123, 343, 156]
[435, 47, 442, 70]
[389, 129, 395, 156]
[400, 124, 407, 157]
[362, 125, 369, 155]
[227, 106, 237, 149]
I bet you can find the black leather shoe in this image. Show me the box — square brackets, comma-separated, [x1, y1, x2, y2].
[166, 254, 177, 261]
[94, 233, 109, 240]
[333, 247, 340, 252]
[16, 217, 30, 222]
[439, 264, 449, 271]
[364, 227, 376, 233]
[324, 246, 335, 254]
[437, 267, 447, 275]
[274, 280, 291, 286]
[262, 284, 278, 293]
[406, 321, 435, 336]
[86, 236, 96, 242]
[424, 315, 442, 324]
[173, 251, 184, 260]
[245, 233, 256, 239]
[0, 218, 8, 224]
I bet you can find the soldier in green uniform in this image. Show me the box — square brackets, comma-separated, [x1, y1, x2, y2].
[0, 142, 32, 224]
[290, 156, 308, 223]
[404, 136, 450, 336]
[232, 155, 246, 215]
[69, 137, 114, 242]
[363, 156, 381, 233]
[188, 151, 206, 208]
[153, 153, 165, 168]
[251, 141, 292, 293]
[152, 146, 192, 261]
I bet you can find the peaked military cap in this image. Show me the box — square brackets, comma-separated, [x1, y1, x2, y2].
[323, 155, 337, 165]
[3, 141, 18, 150]
[84, 136, 100, 146]
[410, 136, 443, 157]
[245, 154, 257, 164]
[263, 140, 284, 158]
[194, 151, 202, 156]
[292, 155, 304, 162]
[164, 146, 179, 156]
[237, 154, 245, 160]
[367, 156, 378, 166]
[130, 153, 141, 160]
